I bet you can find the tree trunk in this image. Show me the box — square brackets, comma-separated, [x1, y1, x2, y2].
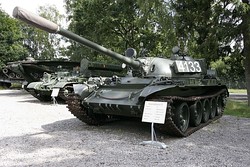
[242, 1, 250, 106]
[245, 55, 250, 106]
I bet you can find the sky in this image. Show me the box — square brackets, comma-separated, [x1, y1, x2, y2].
[0, 0, 65, 17]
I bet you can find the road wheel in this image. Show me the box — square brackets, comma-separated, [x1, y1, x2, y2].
[216, 96, 223, 116]
[174, 102, 190, 133]
[202, 99, 210, 123]
[210, 98, 216, 119]
[190, 100, 202, 127]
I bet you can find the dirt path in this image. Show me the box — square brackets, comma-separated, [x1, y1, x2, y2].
[0, 89, 250, 167]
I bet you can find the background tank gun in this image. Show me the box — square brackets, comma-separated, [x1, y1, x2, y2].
[13, 7, 229, 137]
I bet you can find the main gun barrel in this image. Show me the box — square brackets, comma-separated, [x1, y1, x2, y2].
[13, 6, 141, 69]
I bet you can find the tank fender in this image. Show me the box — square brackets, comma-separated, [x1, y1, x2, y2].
[27, 81, 43, 89]
[139, 85, 176, 99]
[53, 81, 77, 88]
[73, 84, 95, 99]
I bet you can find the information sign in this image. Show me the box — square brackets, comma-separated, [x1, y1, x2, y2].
[51, 88, 60, 97]
[142, 101, 167, 124]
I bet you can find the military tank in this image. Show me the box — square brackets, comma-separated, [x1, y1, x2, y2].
[26, 58, 124, 102]
[7, 58, 80, 84]
[13, 6, 228, 137]
[25, 70, 79, 102]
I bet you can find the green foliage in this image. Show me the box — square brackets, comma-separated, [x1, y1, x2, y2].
[210, 59, 229, 77]
[0, 4, 67, 67]
[21, 5, 67, 60]
[225, 100, 250, 118]
[171, 1, 245, 58]
[64, 0, 176, 62]
[211, 55, 245, 82]
[171, 0, 249, 91]
[171, 1, 230, 61]
[0, 9, 28, 68]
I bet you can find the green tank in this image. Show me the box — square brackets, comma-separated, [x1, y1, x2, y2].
[25, 58, 124, 102]
[13, 7, 228, 137]
[7, 58, 80, 84]
[26, 70, 79, 102]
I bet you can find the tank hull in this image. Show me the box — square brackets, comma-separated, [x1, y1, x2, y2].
[67, 84, 228, 137]
[82, 83, 227, 117]
[26, 81, 76, 102]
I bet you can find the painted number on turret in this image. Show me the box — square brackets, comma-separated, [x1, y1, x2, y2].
[175, 60, 202, 73]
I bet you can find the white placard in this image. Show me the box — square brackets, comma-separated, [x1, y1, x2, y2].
[142, 101, 167, 124]
[51, 88, 60, 97]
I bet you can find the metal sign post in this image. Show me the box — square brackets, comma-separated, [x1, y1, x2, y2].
[140, 101, 167, 149]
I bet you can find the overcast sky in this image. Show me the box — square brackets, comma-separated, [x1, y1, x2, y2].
[0, 0, 65, 17]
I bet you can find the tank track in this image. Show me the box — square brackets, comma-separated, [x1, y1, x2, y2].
[27, 89, 52, 102]
[66, 89, 227, 137]
[154, 88, 228, 137]
[66, 94, 108, 125]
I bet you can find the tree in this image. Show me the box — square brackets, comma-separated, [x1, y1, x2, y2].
[171, 0, 250, 106]
[241, 0, 250, 105]
[64, 0, 176, 62]
[21, 5, 67, 60]
[0, 6, 28, 67]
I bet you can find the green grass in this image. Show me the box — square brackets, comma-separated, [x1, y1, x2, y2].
[0, 83, 22, 90]
[10, 83, 22, 88]
[224, 100, 250, 118]
[228, 89, 247, 93]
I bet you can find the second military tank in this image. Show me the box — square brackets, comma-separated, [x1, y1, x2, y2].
[25, 58, 124, 102]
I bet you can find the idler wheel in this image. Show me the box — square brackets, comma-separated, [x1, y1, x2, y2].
[190, 100, 202, 127]
[59, 85, 74, 100]
[173, 102, 190, 132]
[201, 99, 210, 123]
[209, 98, 217, 119]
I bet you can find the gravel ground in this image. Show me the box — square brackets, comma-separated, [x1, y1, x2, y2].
[0, 89, 250, 167]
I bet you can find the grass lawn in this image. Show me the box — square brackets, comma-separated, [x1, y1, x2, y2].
[224, 100, 250, 118]
[228, 89, 247, 93]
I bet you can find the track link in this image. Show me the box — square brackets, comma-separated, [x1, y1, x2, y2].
[66, 94, 107, 125]
[27, 89, 52, 101]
